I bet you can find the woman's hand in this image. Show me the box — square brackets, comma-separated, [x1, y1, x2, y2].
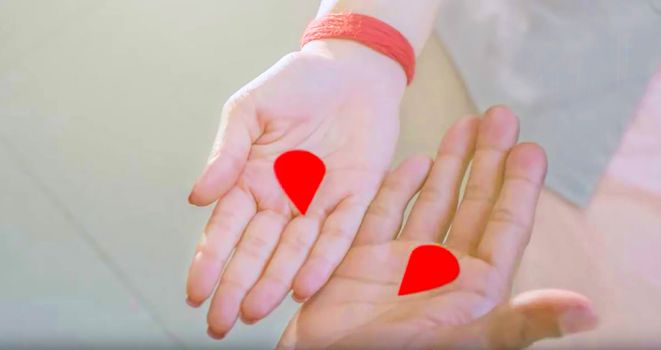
[278, 107, 598, 349]
[186, 40, 408, 338]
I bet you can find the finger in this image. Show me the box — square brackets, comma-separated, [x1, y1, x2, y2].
[241, 215, 320, 323]
[399, 116, 479, 242]
[477, 143, 547, 281]
[241, 177, 348, 322]
[207, 210, 287, 338]
[242, 156, 428, 321]
[293, 196, 370, 299]
[189, 97, 260, 206]
[444, 106, 519, 255]
[354, 155, 432, 246]
[482, 289, 598, 349]
[186, 187, 255, 306]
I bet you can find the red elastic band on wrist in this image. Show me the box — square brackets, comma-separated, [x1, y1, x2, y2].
[301, 12, 416, 85]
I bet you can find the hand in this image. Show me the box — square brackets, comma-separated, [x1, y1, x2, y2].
[186, 40, 408, 338]
[278, 107, 598, 349]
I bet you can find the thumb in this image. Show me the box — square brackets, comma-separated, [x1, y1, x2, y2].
[483, 289, 598, 349]
[189, 97, 257, 206]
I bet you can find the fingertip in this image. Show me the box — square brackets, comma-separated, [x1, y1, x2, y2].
[187, 184, 209, 206]
[188, 185, 215, 207]
[452, 114, 481, 133]
[437, 115, 481, 156]
[456, 115, 481, 140]
[558, 304, 599, 335]
[511, 289, 598, 334]
[188, 156, 243, 206]
[206, 283, 243, 339]
[292, 264, 325, 300]
[188, 192, 204, 206]
[185, 252, 216, 306]
[207, 327, 225, 340]
[188, 162, 216, 206]
[485, 105, 516, 121]
[512, 142, 547, 165]
[291, 292, 308, 303]
[186, 296, 202, 308]
[241, 285, 284, 324]
[292, 280, 314, 301]
[480, 105, 520, 144]
[507, 143, 548, 181]
[522, 289, 599, 335]
[491, 290, 597, 349]
[239, 312, 259, 325]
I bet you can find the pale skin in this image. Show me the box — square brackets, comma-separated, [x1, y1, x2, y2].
[186, 0, 445, 338]
[185, 0, 597, 342]
[279, 108, 598, 350]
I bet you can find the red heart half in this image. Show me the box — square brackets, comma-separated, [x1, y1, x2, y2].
[274, 150, 326, 215]
[398, 245, 460, 296]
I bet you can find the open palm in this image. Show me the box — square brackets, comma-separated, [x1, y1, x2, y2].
[185, 41, 408, 337]
[279, 108, 598, 349]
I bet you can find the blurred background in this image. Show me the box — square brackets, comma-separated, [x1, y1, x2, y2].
[0, 1, 473, 348]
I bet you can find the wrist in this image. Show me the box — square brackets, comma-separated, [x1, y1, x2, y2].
[301, 39, 407, 91]
[317, 0, 443, 55]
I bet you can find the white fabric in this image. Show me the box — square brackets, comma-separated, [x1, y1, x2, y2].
[435, 0, 661, 206]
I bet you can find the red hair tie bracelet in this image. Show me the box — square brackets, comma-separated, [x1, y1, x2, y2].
[301, 12, 416, 85]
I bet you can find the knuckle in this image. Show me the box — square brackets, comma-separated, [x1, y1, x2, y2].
[324, 225, 353, 242]
[366, 201, 393, 220]
[418, 185, 447, 203]
[221, 276, 248, 293]
[222, 90, 254, 120]
[282, 231, 313, 254]
[463, 183, 497, 204]
[381, 177, 407, 193]
[436, 148, 464, 159]
[320, 226, 355, 255]
[221, 96, 243, 116]
[240, 234, 271, 259]
[506, 175, 541, 191]
[490, 207, 528, 231]
[309, 251, 335, 271]
[206, 209, 240, 234]
[476, 145, 508, 157]
[485, 309, 534, 350]
[516, 313, 536, 346]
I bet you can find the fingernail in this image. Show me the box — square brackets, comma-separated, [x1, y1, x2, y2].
[207, 327, 225, 340]
[187, 180, 200, 203]
[186, 297, 200, 308]
[291, 293, 306, 303]
[242, 316, 258, 325]
[558, 306, 598, 334]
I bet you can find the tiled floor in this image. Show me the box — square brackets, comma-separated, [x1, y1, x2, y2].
[0, 1, 473, 348]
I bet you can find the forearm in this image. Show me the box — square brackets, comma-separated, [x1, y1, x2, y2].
[316, 0, 443, 55]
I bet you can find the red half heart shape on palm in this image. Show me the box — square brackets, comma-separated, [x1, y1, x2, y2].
[398, 245, 460, 296]
[274, 150, 326, 215]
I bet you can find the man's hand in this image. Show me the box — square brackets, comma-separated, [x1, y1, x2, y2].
[186, 40, 407, 338]
[278, 107, 598, 349]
